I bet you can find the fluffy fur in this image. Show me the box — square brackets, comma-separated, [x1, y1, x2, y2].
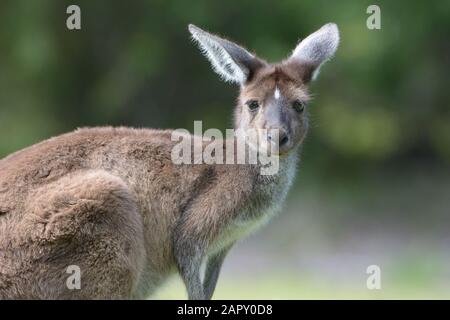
[0, 128, 296, 299]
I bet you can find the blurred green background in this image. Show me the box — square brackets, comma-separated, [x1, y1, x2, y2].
[0, 0, 449, 299]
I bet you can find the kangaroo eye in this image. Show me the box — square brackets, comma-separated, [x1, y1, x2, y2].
[292, 100, 305, 113]
[246, 100, 260, 111]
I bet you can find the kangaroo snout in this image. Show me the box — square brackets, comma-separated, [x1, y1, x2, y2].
[278, 129, 290, 148]
[266, 127, 290, 154]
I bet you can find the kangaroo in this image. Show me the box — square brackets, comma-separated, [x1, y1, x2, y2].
[0, 23, 339, 299]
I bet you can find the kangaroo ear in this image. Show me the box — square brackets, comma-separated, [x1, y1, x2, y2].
[188, 24, 265, 84]
[288, 23, 339, 81]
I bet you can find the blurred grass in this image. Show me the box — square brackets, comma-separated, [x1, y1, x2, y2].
[155, 272, 450, 300]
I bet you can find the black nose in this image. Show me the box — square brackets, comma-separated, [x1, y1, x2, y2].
[279, 131, 289, 147]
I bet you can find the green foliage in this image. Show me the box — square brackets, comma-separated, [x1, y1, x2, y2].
[0, 0, 449, 172]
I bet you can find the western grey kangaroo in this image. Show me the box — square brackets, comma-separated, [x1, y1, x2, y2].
[0, 23, 339, 299]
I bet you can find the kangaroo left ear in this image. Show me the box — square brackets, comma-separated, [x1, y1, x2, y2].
[188, 24, 266, 85]
[288, 23, 340, 81]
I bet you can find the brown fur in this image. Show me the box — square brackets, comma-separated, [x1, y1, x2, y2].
[0, 23, 338, 299]
[0, 126, 297, 299]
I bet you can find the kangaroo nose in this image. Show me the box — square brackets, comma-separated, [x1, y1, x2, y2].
[279, 130, 289, 148]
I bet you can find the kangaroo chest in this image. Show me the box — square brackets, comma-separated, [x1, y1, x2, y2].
[209, 154, 298, 255]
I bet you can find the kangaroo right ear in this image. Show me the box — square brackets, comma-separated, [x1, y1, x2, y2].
[188, 24, 265, 85]
[288, 23, 339, 81]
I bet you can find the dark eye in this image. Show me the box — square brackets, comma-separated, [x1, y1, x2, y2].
[292, 100, 305, 113]
[246, 100, 260, 111]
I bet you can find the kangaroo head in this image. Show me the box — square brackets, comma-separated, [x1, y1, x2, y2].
[189, 23, 339, 155]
